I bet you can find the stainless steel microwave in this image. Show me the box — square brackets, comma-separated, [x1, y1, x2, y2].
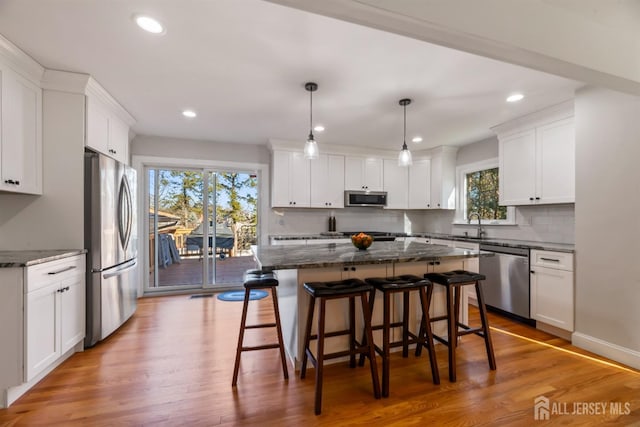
[344, 190, 387, 207]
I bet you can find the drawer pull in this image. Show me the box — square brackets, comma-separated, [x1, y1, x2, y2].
[47, 266, 77, 275]
[540, 257, 560, 262]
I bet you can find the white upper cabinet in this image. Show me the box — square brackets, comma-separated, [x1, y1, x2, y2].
[429, 146, 457, 209]
[271, 150, 310, 208]
[345, 156, 383, 191]
[495, 102, 575, 206]
[0, 57, 43, 195]
[383, 159, 408, 209]
[408, 158, 431, 209]
[310, 154, 345, 208]
[85, 87, 130, 165]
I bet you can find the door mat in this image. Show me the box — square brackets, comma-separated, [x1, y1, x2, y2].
[189, 294, 214, 299]
[217, 290, 268, 302]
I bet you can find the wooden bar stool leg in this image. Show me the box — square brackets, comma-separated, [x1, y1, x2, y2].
[271, 287, 289, 380]
[476, 282, 497, 370]
[453, 285, 461, 348]
[446, 285, 457, 382]
[361, 292, 381, 399]
[381, 291, 391, 397]
[358, 289, 377, 367]
[349, 296, 356, 368]
[314, 298, 327, 415]
[300, 295, 316, 379]
[402, 291, 410, 357]
[418, 286, 440, 385]
[232, 288, 251, 386]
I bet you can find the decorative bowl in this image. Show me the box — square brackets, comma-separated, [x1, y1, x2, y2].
[351, 232, 373, 250]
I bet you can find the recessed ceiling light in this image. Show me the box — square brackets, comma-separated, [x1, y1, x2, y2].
[182, 110, 197, 118]
[506, 93, 524, 103]
[133, 14, 165, 34]
[314, 125, 325, 132]
[412, 136, 423, 143]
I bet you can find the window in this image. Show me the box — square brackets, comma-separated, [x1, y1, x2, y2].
[455, 158, 515, 225]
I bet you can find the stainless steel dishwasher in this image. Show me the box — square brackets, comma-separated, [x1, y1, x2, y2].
[479, 244, 533, 324]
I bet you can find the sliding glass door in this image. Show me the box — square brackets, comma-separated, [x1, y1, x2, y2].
[146, 167, 258, 292]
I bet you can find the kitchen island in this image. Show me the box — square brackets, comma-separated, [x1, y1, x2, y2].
[253, 240, 489, 368]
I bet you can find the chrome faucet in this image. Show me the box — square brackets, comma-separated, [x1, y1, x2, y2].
[468, 212, 485, 238]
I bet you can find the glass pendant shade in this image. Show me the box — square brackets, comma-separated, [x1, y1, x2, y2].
[398, 143, 413, 166]
[304, 134, 319, 159]
[304, 82, 319, 159]
[398, 98, 412, 167]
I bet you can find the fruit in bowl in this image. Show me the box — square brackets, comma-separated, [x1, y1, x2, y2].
[351, 232, 373, 250]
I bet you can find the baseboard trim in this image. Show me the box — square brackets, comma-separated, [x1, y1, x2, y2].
[572, 332, 640, 370]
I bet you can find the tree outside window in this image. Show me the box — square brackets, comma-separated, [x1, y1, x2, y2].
[465, 167, 506, 220]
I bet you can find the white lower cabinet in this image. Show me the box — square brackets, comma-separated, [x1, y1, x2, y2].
[530, 250, 574, 331]
[0, 254, 85, 408]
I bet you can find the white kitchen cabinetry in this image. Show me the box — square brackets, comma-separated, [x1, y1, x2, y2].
[0, 61, 43, 195]
[310, 154, 345, 208]
[86, 93, 130, 164]
[429, 146, 457, 209]
[530, 249, 574, 332]
[495, 103, 574, 206]
[271, 150, 310, 208]
[25, 255, 85, 381]
[0, 254, 85, 408]
[344, 156, 383, 191]
[383, 159, 408, 209]
[408, 159, 431, 209]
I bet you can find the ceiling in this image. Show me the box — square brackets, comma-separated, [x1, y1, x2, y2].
[0, 0, 583, 152]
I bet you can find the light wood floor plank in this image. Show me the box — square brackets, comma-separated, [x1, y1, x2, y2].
[1, 294, 639, 425]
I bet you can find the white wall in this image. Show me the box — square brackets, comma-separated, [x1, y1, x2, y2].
[131, 135, 270, 165]
[0, 90, 85, 250]
[572, 86, 640, 368]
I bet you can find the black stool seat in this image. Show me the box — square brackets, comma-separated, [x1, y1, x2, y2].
[425, 270, 485, 285]
[232, 269, 288, 386]
[301, 278, 380, 414]
[243, 270, 279, 288]
[365, 274, 430, 290]
[359, 274, 440, 397]
[303, 278, 372, 296]
[418, 269, 496, 382]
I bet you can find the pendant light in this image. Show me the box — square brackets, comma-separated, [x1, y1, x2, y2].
[304, 82, 319, 159]
[398, 98, 413, 166]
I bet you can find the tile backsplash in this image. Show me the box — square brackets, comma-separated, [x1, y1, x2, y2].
[268, 204, 575, 244]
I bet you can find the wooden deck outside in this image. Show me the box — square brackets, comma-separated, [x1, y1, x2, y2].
[152, 255, 258, 287]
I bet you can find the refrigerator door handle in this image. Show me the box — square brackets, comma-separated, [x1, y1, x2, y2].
[103, 259, 137, 280]
[118, 174, 133, 252]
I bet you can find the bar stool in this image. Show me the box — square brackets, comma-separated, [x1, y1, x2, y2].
[232, 269, 288, 386]
[417, 269, 496, 382]
[358, 275, 440, 397]
[300, 278, 381, 415]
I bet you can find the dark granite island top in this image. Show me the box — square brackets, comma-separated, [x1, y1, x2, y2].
[253, 240, 489, 271]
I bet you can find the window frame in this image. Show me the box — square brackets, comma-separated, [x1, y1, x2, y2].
[454, 158, 515, 225]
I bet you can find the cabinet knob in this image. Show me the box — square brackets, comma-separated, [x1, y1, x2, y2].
[293, 201, 296, 205]
[530, 270, 535, 274]
[15, 180, 19, 185]
[427, 204, 430, 208]
[535, 197, 540, 200]
[529, 197, 534, 201]
[350, 267, 356, 271]
[343, 267, 348, 271]
[437, 203, 440, 207]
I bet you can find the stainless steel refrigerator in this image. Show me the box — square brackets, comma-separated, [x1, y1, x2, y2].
[84, 150, 138, 347]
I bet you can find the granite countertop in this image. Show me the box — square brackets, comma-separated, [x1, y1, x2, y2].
[0, 249, 87, 268]
[254, 240, 490, 270]
[270, 232, 575, 253]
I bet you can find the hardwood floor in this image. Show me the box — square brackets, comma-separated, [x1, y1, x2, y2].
[1, 294, 639, 426]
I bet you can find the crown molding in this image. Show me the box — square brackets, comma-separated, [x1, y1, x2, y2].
[41, 70, 135, 126]
[268, 138, 453, 160]
[0, 34, 44, 83]
[491, 99, 574, 136]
